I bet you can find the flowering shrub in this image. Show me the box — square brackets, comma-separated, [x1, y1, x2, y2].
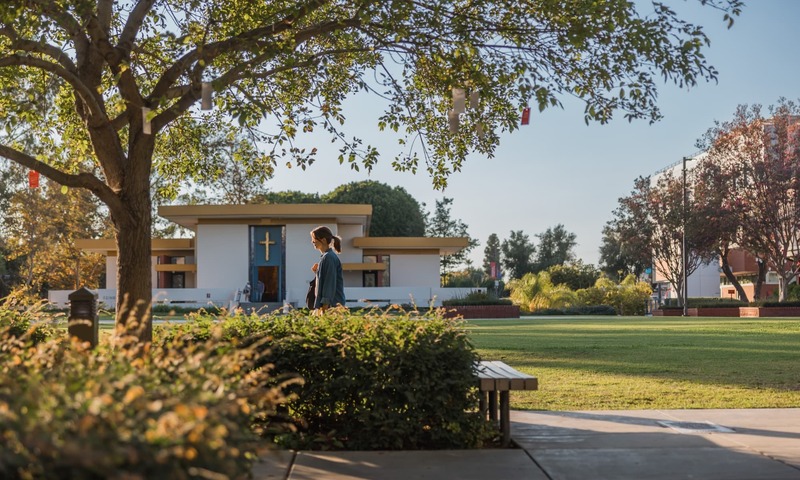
[0, 319, 289, 479]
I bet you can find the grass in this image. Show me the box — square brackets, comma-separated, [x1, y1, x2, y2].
[466, 316, 800, 411]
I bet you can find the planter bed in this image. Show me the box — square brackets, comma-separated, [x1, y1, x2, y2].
[739, 306, 800, 317]
[652, 309, 683, 316]
[443, 305, 520, 319]
[687, 307, 742, 317]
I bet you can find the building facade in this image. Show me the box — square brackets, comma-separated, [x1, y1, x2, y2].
[49, 204, 478, 309]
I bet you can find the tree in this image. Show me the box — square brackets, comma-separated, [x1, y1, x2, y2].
[3, 177, 111, 294]
[191, 131, 273, 205]
[255, 191, 323, 204]
[692, 154, 749, 301]
[507, 271, 576, 312]
[425, 197, 478, 277]
[699, 100, 800, 301]
[500, 230, 535, 280]
[622, 172, 713, 306]
[533, 224, 577, 272]
[325, 181, 425, 236]
[548, 261, 600, 291]
[0, 0, 742, 339]
[601, 186, 655, 281]
[482, 233, 501, 279]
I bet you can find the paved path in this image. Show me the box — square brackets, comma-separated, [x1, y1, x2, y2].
[253, 409, 800, 479]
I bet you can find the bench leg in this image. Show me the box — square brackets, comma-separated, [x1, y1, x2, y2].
[499, 390, 511, 447]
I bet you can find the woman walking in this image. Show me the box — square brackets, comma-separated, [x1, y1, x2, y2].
[310, 226, 346, 313]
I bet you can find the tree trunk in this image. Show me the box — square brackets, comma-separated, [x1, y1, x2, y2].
[778, 274, 790, 302]
[111, 145, 154, 343]
[719, 251, 748, 302]
[754, 260, 767, 300]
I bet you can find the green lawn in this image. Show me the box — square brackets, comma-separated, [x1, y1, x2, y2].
[466, 316, 800, 411]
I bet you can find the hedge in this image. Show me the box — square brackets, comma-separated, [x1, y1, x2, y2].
[157, 307, 494, 450]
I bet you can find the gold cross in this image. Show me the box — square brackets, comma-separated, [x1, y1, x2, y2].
[259, 231, 276, 261]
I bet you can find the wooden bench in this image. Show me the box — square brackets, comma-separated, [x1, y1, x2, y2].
[476, 360, 538, 446]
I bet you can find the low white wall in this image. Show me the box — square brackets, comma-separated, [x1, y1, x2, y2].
[48, 288, 237, 309]
[49, 287, 484, 309]
[344, 286, 485, 307]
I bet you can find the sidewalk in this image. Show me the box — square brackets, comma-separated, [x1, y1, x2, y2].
[252, 408, 800, 479]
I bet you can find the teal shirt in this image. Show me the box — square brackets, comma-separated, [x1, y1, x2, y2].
[315, 249, 345, 308]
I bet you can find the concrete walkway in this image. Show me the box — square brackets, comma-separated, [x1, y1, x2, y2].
[252, 409, 800, 479]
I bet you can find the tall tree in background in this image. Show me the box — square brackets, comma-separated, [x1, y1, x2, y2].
[601, 181, 654, 280]
[619, 172, 713, 306]
[192, 131, 272, 205]
[425, 197, 478, 277]
[692, 154, 749, 301]
[501, 230, 535, 280]
[0, 0, 742, 339]
[547, 261, 600, 290]
[3, 176, 111, 293]
[533, 224, 577, 272]
[482, 233, 501, 278]
[255, 191, 323, 204]
[700, 101, 800, 301]
[326, 181, 425, 236]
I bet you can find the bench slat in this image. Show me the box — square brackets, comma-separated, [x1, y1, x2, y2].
[476, 360, 538, 391]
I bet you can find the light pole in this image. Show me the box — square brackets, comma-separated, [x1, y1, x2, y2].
[682, 156, 690, 317]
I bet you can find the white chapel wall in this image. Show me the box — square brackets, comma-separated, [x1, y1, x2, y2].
[391, 254, 440, 286]
[336, 224, 363, 264]
[196, 224, 249, 289]
[285, 223, 330, 305]
[105, 256, 117, 289]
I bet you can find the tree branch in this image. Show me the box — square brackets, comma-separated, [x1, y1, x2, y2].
[0, 27, 77, 71]
[0, 144, 124, 215]
[0, 54, 107, 126]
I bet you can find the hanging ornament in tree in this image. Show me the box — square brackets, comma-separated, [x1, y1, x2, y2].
[452, 88, 466, 114]
[28, 170, 39, 188]
[142, 107, 152, 134]
[448, 110, 460, 133]
[201, 82, 213, 110]
[521, 106, 531, 125]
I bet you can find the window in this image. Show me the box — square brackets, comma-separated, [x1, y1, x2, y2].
[363, 255, 390, 287]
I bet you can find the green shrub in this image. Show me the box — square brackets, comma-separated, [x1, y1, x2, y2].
[442, 290, 512, 306]
[576, 275, 651, 315]
[0, 292, 59, 344]
[754, 300, 800, 307]
[158, 308, 494, 450]
[0, 323, 290, 479]
[661, 298, 747, 308]
[532, 305, 617, 316]
[150, 304, 223, 315]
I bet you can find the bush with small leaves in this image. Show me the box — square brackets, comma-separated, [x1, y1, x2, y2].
[158, 307, 494, 450]
[0, 322, 291, 479]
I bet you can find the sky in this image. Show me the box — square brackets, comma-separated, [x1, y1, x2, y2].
[263, 1, 800, 268]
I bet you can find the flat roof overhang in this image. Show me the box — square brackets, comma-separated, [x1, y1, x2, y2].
[75, 238, 195, 255]
[158, 204, 372, 230]
[352, 237, 470, 256]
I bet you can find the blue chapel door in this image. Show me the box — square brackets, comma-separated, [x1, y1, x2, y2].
[249, 226, 284, 302]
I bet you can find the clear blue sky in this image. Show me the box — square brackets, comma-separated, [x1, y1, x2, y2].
[265, 1, 800, 268]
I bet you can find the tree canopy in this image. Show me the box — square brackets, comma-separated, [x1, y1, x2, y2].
[325, 181, 425, 236]
[698, 100, 800, 301]
[0, 0, 743, 338]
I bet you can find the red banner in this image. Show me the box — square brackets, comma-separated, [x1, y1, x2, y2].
[28, 170, 39, 188]
[521, 107, 531, 125]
